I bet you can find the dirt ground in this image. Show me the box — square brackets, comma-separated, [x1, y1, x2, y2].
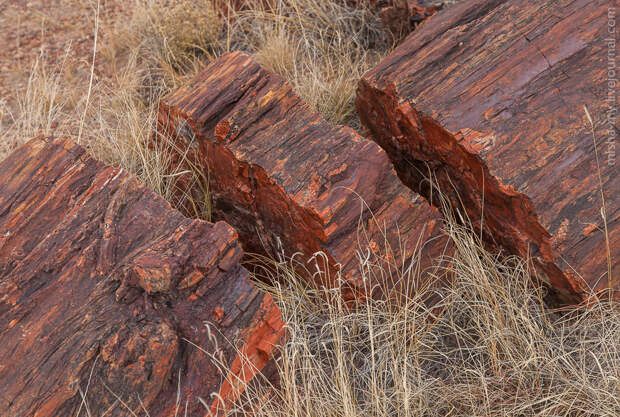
[0, 0, 126, 103]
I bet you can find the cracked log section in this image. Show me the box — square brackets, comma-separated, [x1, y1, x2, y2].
[357, 0, 619, 303]
[0, 137, 284, 417]
[158, 51, 448, 297]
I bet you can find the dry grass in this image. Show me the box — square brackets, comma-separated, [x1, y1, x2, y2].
[211, 216, 620, 417]
[0, 55, 70, 158]
[228, 0, 391, 126]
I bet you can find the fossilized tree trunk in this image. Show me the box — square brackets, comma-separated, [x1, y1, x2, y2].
[0, 137, 284, 416]
[357, 0, 618, 303]
[158, 51, 449, 298]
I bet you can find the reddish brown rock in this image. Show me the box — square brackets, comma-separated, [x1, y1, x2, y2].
[158, 51, 448, 296]
[379, 0, 443, 40]
[0, 137, 284, 416]
[357, 0, 619, 303]
[345, 0, 442, 40]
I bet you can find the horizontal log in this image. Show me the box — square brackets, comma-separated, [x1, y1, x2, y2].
[357, 0, 618, 303]
[0, 137, 284, 416]
[158, 51, 449, 296]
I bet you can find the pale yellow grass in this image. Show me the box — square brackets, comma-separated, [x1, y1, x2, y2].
[229, 0, 391, 126]
[207, 216, 619, 417]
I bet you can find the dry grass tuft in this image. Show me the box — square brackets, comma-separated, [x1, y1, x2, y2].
[229, 0, 391, 126]
[104, 0, 222, 94]
[215, 217, 620, 417]
[0, 54, 72, 158]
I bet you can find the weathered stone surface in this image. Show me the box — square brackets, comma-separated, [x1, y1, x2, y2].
[345, 0, 442, 40]
[378, 0, 443, 40]
[0, 137, 284, 416]
[158, 51, 448, 296]
[357, 0, 619, 303]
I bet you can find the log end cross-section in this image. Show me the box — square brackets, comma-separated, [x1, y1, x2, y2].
[0, 137, 284, 416]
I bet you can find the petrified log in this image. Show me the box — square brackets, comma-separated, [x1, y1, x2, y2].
[0, 137, 284, 416]
[158, 51, 448, 296]
[357, 0, 619, 303]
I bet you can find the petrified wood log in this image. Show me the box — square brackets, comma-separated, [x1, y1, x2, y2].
[0, 137, 284, 416]
[357, 0, 619, 303]
[158, 51, 448, 296]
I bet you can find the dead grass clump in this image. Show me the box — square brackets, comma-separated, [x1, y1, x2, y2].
[0, 55, 72, 158]
[217, 218, 619, 417]
[229, 0, 392, 126]
[103, 0, 222, 97]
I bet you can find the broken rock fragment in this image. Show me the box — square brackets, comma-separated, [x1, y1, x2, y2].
[357, 0, 619, 303]
[0, 137, 284, 416]
[379, 0, 443, 40]
[346, 0, 442, 40]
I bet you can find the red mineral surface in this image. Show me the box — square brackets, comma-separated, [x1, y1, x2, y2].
[357, 0, 618, 303]
[0, 137, 284, 416]
[158, 51, 449, 297]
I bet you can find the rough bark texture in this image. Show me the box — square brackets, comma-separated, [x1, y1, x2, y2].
[357, 0, 618, 303]
[158, 51, 448, 296]
[0, 137, 284, 416]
